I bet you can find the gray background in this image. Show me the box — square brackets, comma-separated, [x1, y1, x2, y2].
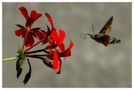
[3, 3, 131, 87]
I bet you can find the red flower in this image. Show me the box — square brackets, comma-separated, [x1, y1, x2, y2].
[15, 7, 74, 84]
[45, 29, 73, 74]
[44, 12, 74, 74]
[45, 13, 65, 49]
[15, 6, 46, 47]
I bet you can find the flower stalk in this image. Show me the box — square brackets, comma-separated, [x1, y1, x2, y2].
[3, 57, 17, 62]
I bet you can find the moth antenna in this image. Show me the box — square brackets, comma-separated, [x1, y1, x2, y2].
[92, 24, 95, 34]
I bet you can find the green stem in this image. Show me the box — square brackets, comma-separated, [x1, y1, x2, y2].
[3, 57, 17, 62]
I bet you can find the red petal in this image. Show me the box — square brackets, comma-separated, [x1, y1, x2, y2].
[60, 49, 71, 57]
[45, 13, 55, 29]
[53, 50, 59, 70]
[68, 41, 74, 49]
[58, 29, 66, 45]
[30, 10, 42, 24]
[57, 59, 62, 74]
[26, 18, 32, 27]
[25, 33, 34, 47]
[51, 30, 59, 43]
[26, 10, 42, 27]
[59, 43, 65, 51]
[32, 29, 46, 41]
[45, 44, 57, 49]
[15, 29, 25, 37]
[19, 7, 29, 20]
[59, 41, 74, 57]
[16, 24, 25, 29]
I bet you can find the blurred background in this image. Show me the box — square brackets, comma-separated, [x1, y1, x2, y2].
[2, 3, 131, 87]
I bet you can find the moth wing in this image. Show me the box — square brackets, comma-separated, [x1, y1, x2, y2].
[99, 16, 113, 35]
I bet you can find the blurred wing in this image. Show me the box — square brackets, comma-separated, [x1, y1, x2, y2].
[99, 16, 113, 35]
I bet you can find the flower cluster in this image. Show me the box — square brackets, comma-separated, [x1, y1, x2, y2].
[15, 6, 73, 84]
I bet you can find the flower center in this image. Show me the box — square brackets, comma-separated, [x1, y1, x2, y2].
[27, 26, 31, 31]
[48, 35, 54, 43]
[17, 47, 25, 61]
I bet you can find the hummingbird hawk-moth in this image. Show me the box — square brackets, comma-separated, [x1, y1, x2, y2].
[81, 16, 121, 46]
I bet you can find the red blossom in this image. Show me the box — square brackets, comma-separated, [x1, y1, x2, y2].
[51, 42, 73, 74]
[15, 7, 74, 84]
[46, 29, 73, 74]
[15, 6, 46, 47]
[51, 29, 66, 45]
[43, 12, 74, 74]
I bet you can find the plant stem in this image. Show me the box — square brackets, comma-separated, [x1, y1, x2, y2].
[3, 57, 17, 62]
[25, 48, 49, 54]
[26, 54, 48, 57]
